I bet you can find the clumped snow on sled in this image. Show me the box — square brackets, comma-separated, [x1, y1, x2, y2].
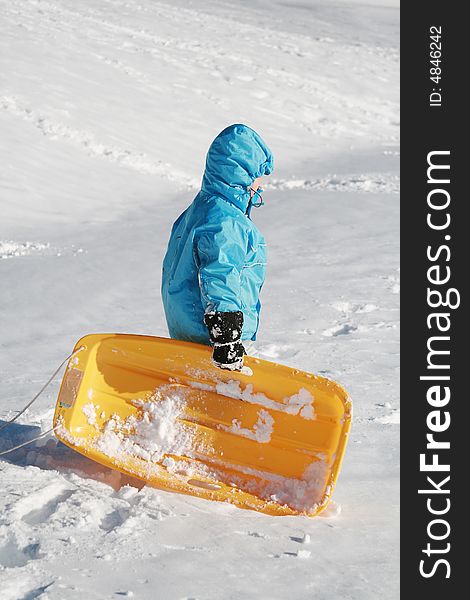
[54, 334, 351, 517]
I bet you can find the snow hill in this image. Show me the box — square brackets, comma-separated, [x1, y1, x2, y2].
[0, 0, 399, 598]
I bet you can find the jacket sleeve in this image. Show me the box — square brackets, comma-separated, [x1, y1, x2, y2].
[195, 221, 247, 314]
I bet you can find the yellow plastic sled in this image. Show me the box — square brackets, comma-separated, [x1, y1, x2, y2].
[54, 334, 352, 517]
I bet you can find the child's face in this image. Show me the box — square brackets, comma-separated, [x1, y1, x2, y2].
[250, 177, 263, 195]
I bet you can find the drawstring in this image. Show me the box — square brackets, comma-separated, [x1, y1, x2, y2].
[246, 187, 264, 217]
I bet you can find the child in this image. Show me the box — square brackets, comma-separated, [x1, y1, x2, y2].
[161, 124, 273, 371]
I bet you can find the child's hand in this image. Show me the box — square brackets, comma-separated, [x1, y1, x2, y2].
[212, 341, 245, 371]
[204, 311, 245, 371]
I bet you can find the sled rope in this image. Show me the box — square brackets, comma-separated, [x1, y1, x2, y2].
[0, 346, 85, 435]
[0, 425, 58, 457]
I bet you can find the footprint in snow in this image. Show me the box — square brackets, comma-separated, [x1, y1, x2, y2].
[297, 328, 315, 335]
[371, 409, 400, 425]
[6, 482, 75, 526]
[289, 533, 311, 544]
[234, 530, 268, 539]
[100, 506, 131, 532]
[269, 550, 311, 559]
[322, 323, 357, 337]
[256, 343, 297, 359]
[0, 537, 43, 568]
[21, 489, 75, 526]
[331, 301, 378, 314]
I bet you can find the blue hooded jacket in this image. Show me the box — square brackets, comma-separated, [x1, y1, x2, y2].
[161, 124, 274, 345]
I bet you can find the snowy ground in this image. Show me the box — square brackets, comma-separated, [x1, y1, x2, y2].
[0, 0, 399, 598]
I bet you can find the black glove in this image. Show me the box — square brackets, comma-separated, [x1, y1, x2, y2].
[204, 311, 245, 371]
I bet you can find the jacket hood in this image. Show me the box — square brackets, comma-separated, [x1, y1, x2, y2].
[200, 124, 274, 213]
